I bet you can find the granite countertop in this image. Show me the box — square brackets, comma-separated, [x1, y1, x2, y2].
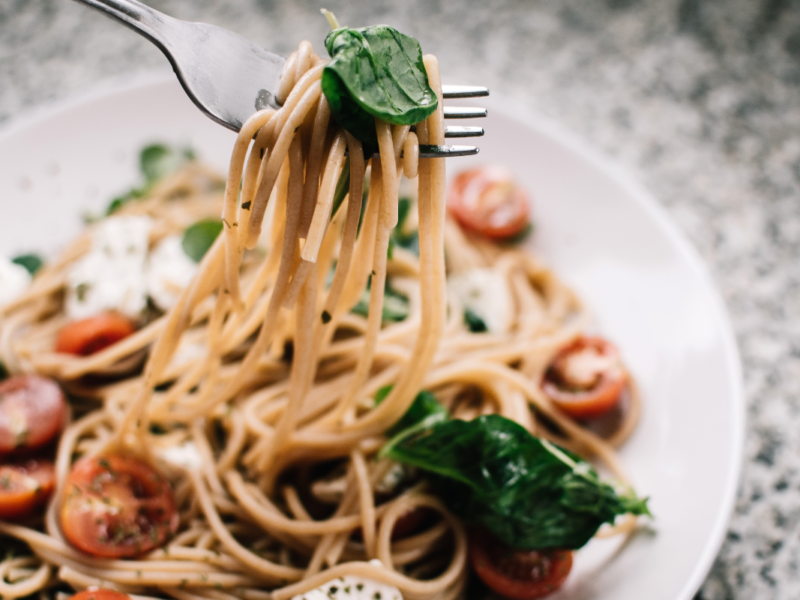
[2, 0, 799, 598]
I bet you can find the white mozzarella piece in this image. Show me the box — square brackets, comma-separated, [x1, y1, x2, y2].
[290, 562, 402, 600]
[65, 215, 152, 320]
[0, 258, 31, 307]
[159, 441, 204, 471]
[147, 234, 198, 311]
[447, 267, 513, 334]
[561, 347, 622, 387]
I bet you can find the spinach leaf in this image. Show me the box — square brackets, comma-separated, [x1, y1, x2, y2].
[501, 222, 535, 246]
[383, 414, 650, 550]
[464, 308, 488, 333]
[106, 144, 195, 216]
[0, 360, 8, 380]
[182, 219, 223, 263]
[11, 254, 43, 276]
[330, 157, 351, 219]
[106, 186, 147, 217]
[375, 385, 448, 437]
[322, 26, 438, 145]
[351, 279, 409, 323]
[390, 196, 420, 257]
[140, 144, 195, 184]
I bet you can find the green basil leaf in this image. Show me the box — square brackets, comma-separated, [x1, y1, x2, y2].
[397, 196, 412, 227]
[322, 25, 438, 145]
[182, 219, 224, 263]
[501, 222, 535, 245]
[140, 144, 194, 184]
[383, 414, 650, 550]
[106, 186, 146, 216]
[464, 308, 488, 333]
[389, 197, 420, 257]
[330, 157, 351, 219]
[11, 254, 43, 276]
[0, 360, 8, 380]
[104, 144, 195, 217]
[351, 279, 409, 323]
[374, 384, 394, 405]
[375, 386, 448, 438]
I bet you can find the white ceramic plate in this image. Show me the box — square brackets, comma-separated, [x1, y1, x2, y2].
[0, 74, 743, 600]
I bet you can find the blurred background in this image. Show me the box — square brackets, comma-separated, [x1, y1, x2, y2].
[2, 0, 799, 598]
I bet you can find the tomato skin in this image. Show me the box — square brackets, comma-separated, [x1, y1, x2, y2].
[61, 455, 178, 558]
[542, 337, 627, 420]
[0, 459, 55, 519]
[56, 313, 136, 356]
[469, 530, 573, 600]
[447, 166, 531, 241]
[71, 591, 132, 600]
[0, 375, 67, 454]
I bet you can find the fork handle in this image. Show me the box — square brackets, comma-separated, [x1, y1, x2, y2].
[71, 0, 177, 55]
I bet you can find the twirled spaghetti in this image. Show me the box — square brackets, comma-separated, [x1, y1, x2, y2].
[0, 38, 642, 600]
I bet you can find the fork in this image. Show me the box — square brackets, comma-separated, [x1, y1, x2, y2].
[71, 0, 488, 157]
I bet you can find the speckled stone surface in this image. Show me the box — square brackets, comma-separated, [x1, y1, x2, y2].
[2, 0, 799, 597]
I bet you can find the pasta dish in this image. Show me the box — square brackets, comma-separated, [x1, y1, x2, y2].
[0, 17, 649, 600]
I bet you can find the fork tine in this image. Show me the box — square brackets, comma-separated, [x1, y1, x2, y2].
[410, 125, 484, 138]
[441, 85, 490, 99]
[444, 125, 484, 138]
[443, 106, 488, 119]
[418, 144, 479, 158]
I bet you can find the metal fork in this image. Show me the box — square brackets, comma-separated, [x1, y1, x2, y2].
[71, 0, 488, 157]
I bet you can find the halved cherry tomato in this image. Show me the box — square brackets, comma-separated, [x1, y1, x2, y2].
[61, 455, 178, 558]
[542, 337, 627, 420]
[55, 313, 136, 356]
[0, 375, 66, 453]
[0, 459, 55, 519]
[71, 591, 132, 600]
[470, 530, 573, 600]
[447, 166, 531, 241]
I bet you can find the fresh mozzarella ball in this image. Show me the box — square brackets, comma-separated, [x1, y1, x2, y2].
[147, 234, 198, 311]
[0, 258, 32, 307]
[290, 562, 402, 600]
[65, 215, 152, 320]
[159, 441, 204, 471]
[447, 268, 513, 334]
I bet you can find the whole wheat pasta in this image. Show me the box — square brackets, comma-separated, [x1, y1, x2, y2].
[0, 38, 643, 600]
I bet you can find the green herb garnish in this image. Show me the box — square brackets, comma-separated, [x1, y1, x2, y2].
[351, 279, 409, 323]
[374, 386, 447, 437]
[322, 25, 438, 146]
[182, 219, 223, 263]
[140, 144, 195, 184]
[382, 410, 650, 550]
[11, 253, 43, 276]
[105, 144, 195, 216]
[463, 308, 488, 333]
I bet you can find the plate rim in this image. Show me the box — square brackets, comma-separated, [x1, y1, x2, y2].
[0, 71, 745, 600]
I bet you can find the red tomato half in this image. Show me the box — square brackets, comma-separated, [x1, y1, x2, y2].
[542, 337, 627, 420]
[55, 313, 136, 356]
[469, 530, 573, 600]
[61, 455, 178, 558]
[0, 459, 55, 519]
[0, 375, 66, 454]
[447, 166, 531, 241]
[71, 591, 132, 600]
